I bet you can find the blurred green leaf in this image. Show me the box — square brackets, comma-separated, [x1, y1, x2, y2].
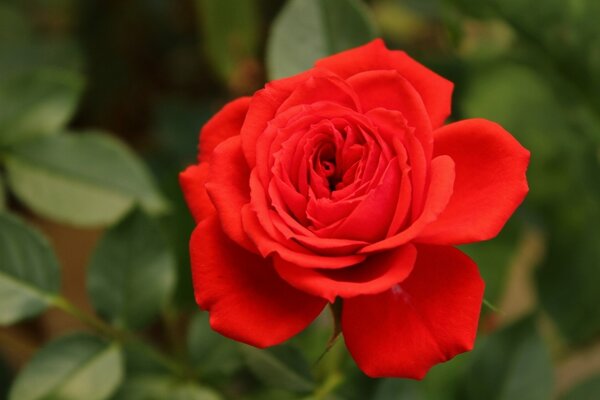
[4, 132, 168, 227]
[373, 352, 469, 400]
[88, 209, 176, 329]
[483, 0, 567, 51]
[9, 333, 123, 400]
[187, 312, 243, 377]
[153, 98, 210, 164]
[0, 174, 6, 210]
[150, 99, 208, 307]
[561, 375, 600, 400]
[466, 316, 554, 400]
[460, 219, 519, 307]
[0, 67, 85, 146]
[119, 343, 171, 377]
[0, 3, 31, 42]
[112, 375, 222, 400]
[0, 355, 11, 400]
[452, 0, 600, 114]
[0, 39, 83, 83]
[537, 217, 600, 345]
[461, 59, 600, 346]
[461, 62, 576, 206]
[243, 388, 305, 400]
[267, 0, 378, 79]
[0, 212, 60, 325]
[461, 62, 561, 134]
[242, 344, 315, 393]
[196, 0, 259, 84]
[373, 379, 420, 400]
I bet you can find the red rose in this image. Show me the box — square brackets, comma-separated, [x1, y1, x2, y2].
[180, 39, 529, 378]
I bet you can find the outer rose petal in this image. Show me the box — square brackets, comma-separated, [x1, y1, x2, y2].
[205, 135, 255, 252]
[342, 245, 484, 378]
[241, 71, 312, 167]
[274, 244, 416, 302]
[191, 216, 326, 348]
[315, 39, 453, 128]
[417, 119, 530, 245]
[179, 163, 213, 222]
[199, 97, 251, 162]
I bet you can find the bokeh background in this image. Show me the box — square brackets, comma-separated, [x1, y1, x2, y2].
[1, 0, 599, 399]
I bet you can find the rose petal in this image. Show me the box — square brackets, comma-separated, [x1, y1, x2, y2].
[326, 159, 402, 242]
[241, 71, 312, 167]
[285, 234, 368, 257]
[205, 136, 255, 251]
[367, 108, 428, 217]
[417, 119, 530, 245]
[349, 71, 433, 161]
[306, 195, 363, 230]
[277, 72, 361, 113]
[191, 216, 326, 348]
[242, 204, 367, 269]
[199, 97, 251, 162]
[274, 244, 416, 302]
[360, 155, 455, 253]
[315, 39, 453, 128]
[386, 143, 412, 236]
[342, 245, 484, 378]
[179, 163, 214, 222]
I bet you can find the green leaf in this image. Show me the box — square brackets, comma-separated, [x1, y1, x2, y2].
[242, 344, 315, 393]
[9, 333, 123, 400]
[195, 0, 259, 83]
[373, 353, 469, 400]
[0, 174, 6, 211]
[87, 209, 176, 329]
[0, 3, 81, 77]
[266, 0, 378, 79]
[537, 218, 600, 345]
[373, 379, 420, 400]
[4, 132, 168, 227]
[187, 312, 243, 377]
[561, 375, 600, 400]
[0, 40, 83, 85]
[243, 389, 304, 400]
[0, 68, 85, 146]
[0, 212, 60, 325]
[466, 316, 554, 400]
[112, 375, 222, 400]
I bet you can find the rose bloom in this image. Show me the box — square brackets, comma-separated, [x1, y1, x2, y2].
[180, 39, 529, 378]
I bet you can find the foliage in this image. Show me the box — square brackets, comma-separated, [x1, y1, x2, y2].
[0, 0, 599, 399]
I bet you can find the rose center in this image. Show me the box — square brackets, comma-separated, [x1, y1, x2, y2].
[315, 144, 342, 191]
[322, 160, 342, 191]
[321, 160, 335, 176]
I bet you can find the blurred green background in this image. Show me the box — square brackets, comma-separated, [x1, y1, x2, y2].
[1, 0, 599, 399]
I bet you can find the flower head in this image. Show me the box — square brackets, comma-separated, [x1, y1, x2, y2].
[180, 39, 529, 378]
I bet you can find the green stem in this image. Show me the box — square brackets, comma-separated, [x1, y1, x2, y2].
[51, 295, 189, 378]
[315, 300, 343, 366]
[51, 296, 122, 339]
[483, 298, 505, 315]
[312, 371, 343, 400]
